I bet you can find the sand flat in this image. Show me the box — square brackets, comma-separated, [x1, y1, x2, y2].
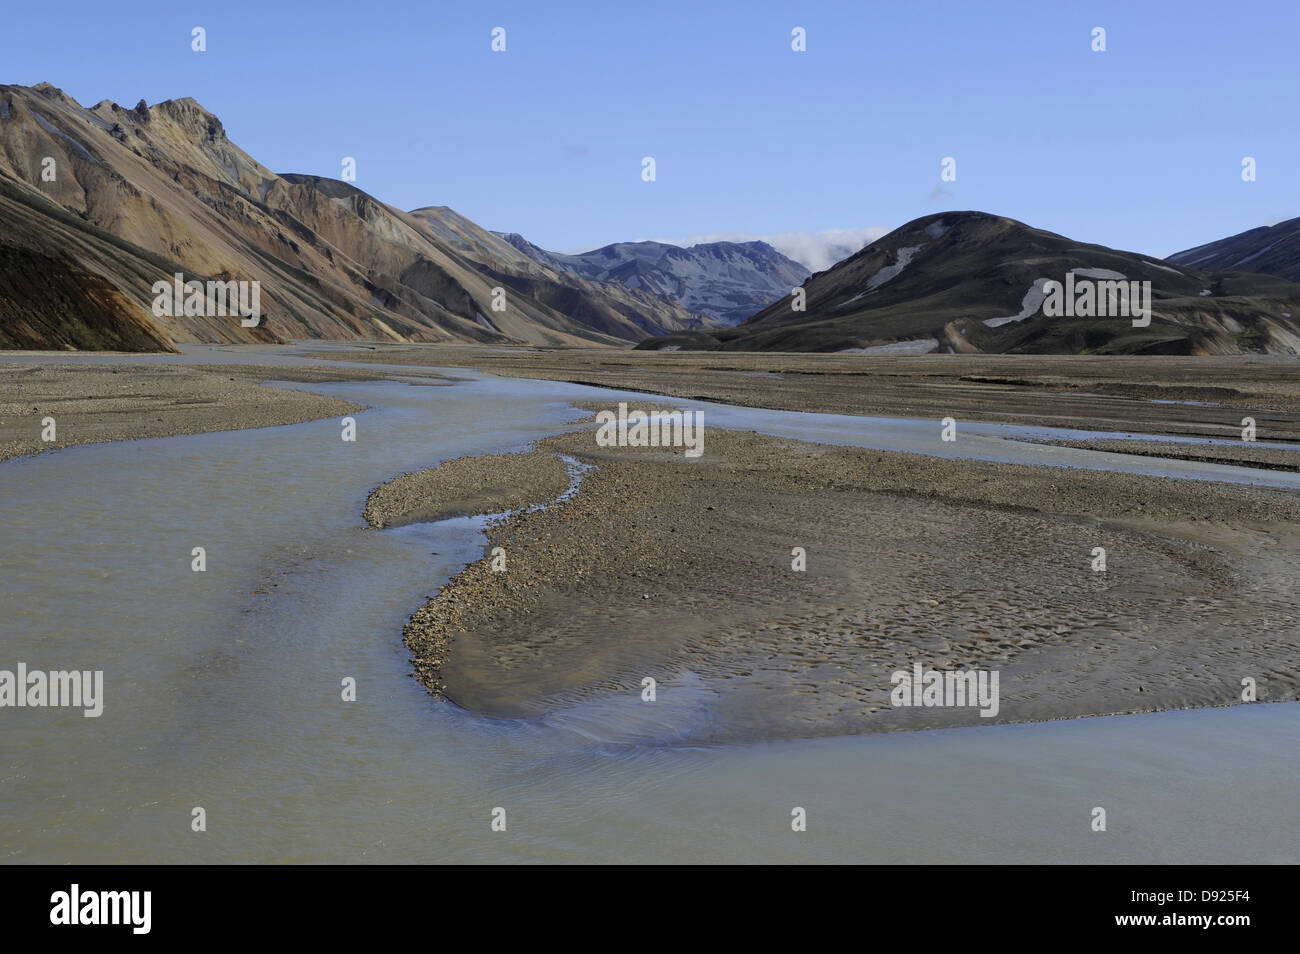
[399, 424, 1300, 742]
[0, 359, 372, 462]
[5, 346, 1296, 744]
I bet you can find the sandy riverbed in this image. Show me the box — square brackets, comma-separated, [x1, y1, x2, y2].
[5, 345, 1297, 743]
[0, 360, 384, 462]
[295, 343, 1300, 440]
[392, 415, 1300, 742]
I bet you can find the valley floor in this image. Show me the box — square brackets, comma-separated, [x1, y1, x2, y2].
[294, 342, 1300, 443]
[391, 415, 1300, 741]
[3, 343, 1297, 740]
[0, 358, 378, 463]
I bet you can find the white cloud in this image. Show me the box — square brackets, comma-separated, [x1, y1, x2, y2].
[640, 227, 890, 272]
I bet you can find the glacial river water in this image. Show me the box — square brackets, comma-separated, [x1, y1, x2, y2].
[1, 346, 1296, 863]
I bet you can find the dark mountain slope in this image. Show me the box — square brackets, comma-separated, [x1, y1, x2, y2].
[639, 212, 1300, 356]
[1168, 216, 1300, 282]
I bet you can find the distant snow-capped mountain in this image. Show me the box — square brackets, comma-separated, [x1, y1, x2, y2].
[498, 234, 810, 325]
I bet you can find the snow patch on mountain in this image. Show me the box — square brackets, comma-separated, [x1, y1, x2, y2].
[865, 245, 922, 291]
[838, 338, 940, 355]
[984, 278, 1053, 327]
[1071, 267, 1127, 280]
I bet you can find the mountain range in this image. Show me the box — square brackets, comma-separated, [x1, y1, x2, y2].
[639, 212, 1300, 356]
[3, 82, 1300, 357]
[497, 234, 809, 325]
[0, 82, 712, 350]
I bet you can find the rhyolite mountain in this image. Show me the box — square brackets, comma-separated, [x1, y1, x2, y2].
[0, 82, 710, 351]
[498, 234, 810, 325]
[1168, 216, 1300, 283]
[638, 211, 1300, 356]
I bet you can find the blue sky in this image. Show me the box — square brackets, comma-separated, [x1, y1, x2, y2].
[4, 0, 1297, 259]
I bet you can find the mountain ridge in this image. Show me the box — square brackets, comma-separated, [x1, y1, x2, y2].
[638, 211, 1300, 356]
[1168, 216, 1300, 283]
[497, 233, 809, 325]
[0, 82, 709, 350]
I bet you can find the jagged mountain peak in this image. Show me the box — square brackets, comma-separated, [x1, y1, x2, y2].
[0, 81, 708, 350]
[29, 81, 73, 101]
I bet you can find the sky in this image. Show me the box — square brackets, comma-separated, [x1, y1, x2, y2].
[3, 0, 1298, 263]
